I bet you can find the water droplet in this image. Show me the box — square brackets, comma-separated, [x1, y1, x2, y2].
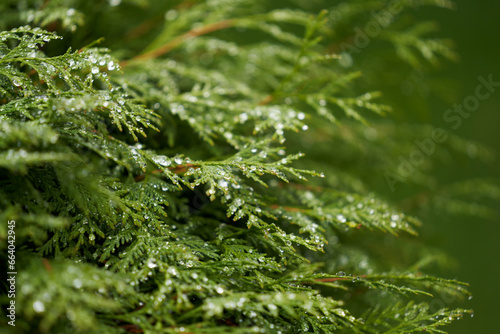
[91, 67, 99, 74]
[152, 155, 171, 167]
[339, 52, 353, 67]
[107, 61, 116, 71]
[72, 278, 83, 289]
[338, 271, 346, 277]
[336, 214, 346, 223]
[239, 113, 248, 123]
[216, 286, 224, 294]
[218, 179, 228, 188]
[33, 301, 45, 313]
[167, 267, 178, 276]
[165, 9, 178, 21]
[147, 259, 157, 269]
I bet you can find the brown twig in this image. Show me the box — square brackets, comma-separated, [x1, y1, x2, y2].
[119, 324, 143, 333]
[40, 0, 51, 10]
[121, 19, 235, 67]
[258, 94, 274, 105]
[269, 204, 307, 213]
[124, 15, 164, 41]
[42, 258, 53, 274]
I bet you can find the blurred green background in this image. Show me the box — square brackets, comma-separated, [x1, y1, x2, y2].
[414, 2, 500, 333]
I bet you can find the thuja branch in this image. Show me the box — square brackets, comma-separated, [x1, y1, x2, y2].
[134, 164, 199, 181]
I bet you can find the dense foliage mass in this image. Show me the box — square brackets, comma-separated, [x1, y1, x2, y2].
[1, 1, 498, 333]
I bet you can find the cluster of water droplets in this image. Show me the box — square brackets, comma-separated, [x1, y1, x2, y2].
[152, 154, 172, 167]
[84, 51, 120, 75]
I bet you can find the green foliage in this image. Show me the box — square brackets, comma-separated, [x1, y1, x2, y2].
[0, 0, 495, 333]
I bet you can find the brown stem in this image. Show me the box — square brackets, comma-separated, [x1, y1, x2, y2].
[40, 0, 51, 9]
[119, 324, 143, 333]
[121, 19, 235, 67]
[42, 258, 53, 274]
[124, 15, 164, 41]
[258, 95, 274, 105]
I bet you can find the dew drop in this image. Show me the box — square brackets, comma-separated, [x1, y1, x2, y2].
[72, 278, 83, 289]
[33, 301, 45, 313]
[218, 179, 228, 188]
[147, 259, 157, 269]
[336, 214, 347, 223]
[152, 155, 171, 167]
[165, 9, 178, 21]
[107, 61, 116, 71]
[239, 112, 248, 123]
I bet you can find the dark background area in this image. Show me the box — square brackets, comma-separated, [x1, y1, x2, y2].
[415, 2, 500, 333]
